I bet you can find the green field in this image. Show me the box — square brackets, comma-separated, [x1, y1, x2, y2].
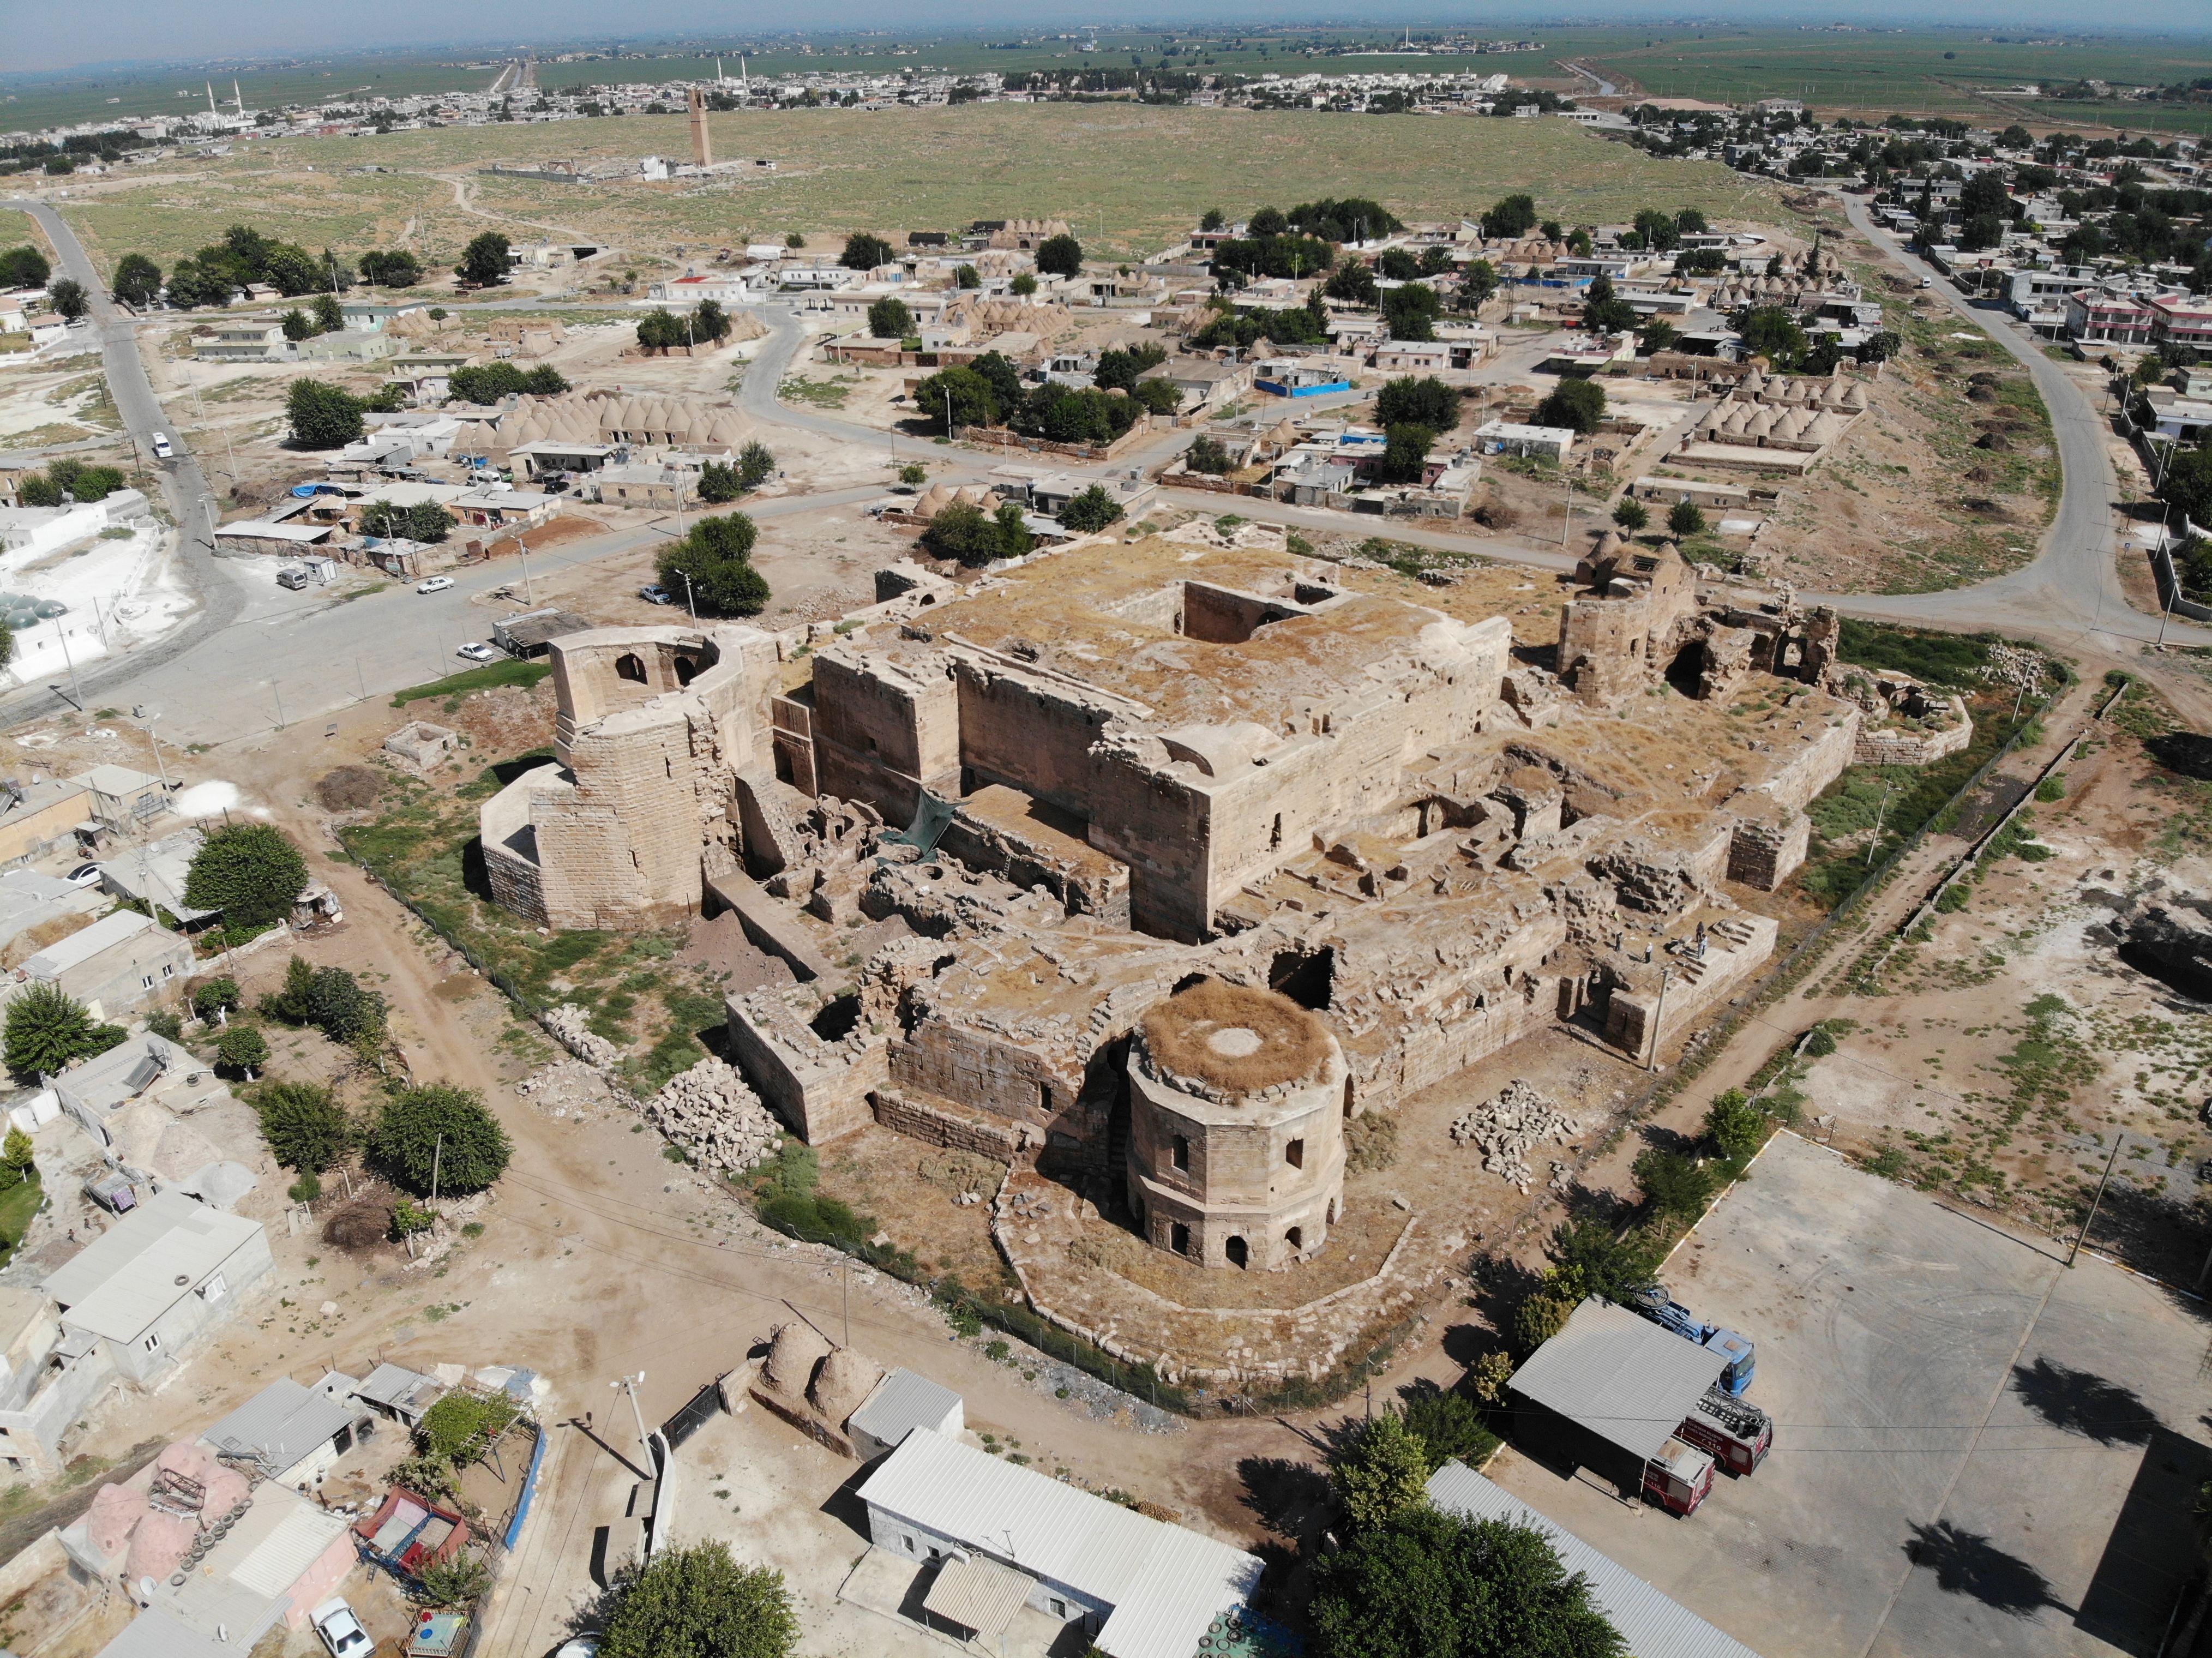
[57, 104, 1786, 278]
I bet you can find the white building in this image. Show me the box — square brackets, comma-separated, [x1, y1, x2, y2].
[857, 1427, 1261, 1655]
[1474, 419, 1577, 461]
[40, 1191, 272, 1385]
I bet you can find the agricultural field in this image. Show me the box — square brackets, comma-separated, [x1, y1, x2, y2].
[56, 104, 1783, 278]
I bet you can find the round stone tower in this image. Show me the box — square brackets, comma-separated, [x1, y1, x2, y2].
[1125, 980, 1348, 1269]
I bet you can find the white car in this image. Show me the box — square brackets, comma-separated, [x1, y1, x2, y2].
[65, 862, 102, 887]
[311, 1599, 371, 1658]
[149, 432, 173, 460]
[416, 575, 455, 594]
[554, 1642, 600, 1658]
[456, 641, 501, 663]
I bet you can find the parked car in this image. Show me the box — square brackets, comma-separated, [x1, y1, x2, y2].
[553, 1642, 599, 1658]
[456, 641, 501, 663]
[639, 585, 674, 605]
[416, 575, 455, 595]
[149, 431, 173, 460]
[64, 862, 101, 887]
[311, 1599, 372, 1658]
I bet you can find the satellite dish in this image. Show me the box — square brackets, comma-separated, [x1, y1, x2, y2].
[137, 1575, 156, 1600]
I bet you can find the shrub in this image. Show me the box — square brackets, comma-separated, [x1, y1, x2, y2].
[1398, 1383, 1500, 1469]
[419, 1550, 492, 1609]
[288, 1171, 322, 1203]
[1058, 484, 1125, 534]
[215, 1025, 269, 1078]
[1704, 1088, 1769, 1165]
[255, 1079, 351, 1171]
[4, 983, 109, 1078]
[600, 1540, 798, 1658]
[1329, 1413, 1432, 1531]
[371, 1084, 512, 1196]
[1185, 436, 1233, 474]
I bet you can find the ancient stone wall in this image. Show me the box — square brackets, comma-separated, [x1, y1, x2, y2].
[871, 1086, 1035, 1160]
[724, 987, 888, 1143]
[953, 658, 1121, 819]
[1726, 810, 1810, 892]
[809, 648, 962, 826]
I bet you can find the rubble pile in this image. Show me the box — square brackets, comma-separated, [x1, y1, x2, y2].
[543, 1004, 623, 1069]
[645, 1056, 782, 1175]
[1984, 641, 2050, 690]
[1451, 1080, 1585, 1193]
[514, 1058, 632, 1119]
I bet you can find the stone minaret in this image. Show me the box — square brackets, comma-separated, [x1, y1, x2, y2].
[688, 88, 712, 169]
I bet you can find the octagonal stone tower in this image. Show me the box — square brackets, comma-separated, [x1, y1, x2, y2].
[1126, 980, 1348, 1270]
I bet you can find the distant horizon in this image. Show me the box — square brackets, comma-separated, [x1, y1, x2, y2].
[8, 10, 2212, 80]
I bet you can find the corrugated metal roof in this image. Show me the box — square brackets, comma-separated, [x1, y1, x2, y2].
[203, 1376, 361, 1473]
[858, 1429, 1260, 1658]
[21, 908, 155, 978]
[1507, 1297, 1727, 1462]
[42, 1190, 263, 1342]
[356, 1361, 441, 1413]
[1426, 1462, 1763, 1658]
[225, 1498, 350, 1598]
[848, 1368, 963, 1447]
[922, 1552, 1032, 1636]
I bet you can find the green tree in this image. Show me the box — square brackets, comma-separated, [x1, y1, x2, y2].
[1638, 317, 1679, 354]
[736, 441, 775, 489]
[953, 263, 981, 289]
[1534, 377, 1606, 435]
[184, 821, 308, 928]
[285, 379, 365, 448]
[1059, 485, 1124, 533]
[3, 983, 103, 1078]
[1375, 376, 1458, 431]
[867, 296, 914, 339]
[1377, 248, 1421, 282]
[657, 513, 770, 616]
[1580, 273, 1637, 334]
[1330, 1414, 1434, 1532]
[1034, 234, 1084, 277]
[2155, 443, 2212, 531]
[48, 279, 88, 321]
[418, 1389, 519, 1462]
[0, 1124, 33, 1191]
[1675, 207, 1710, 234]
[457, 231, 510, 286]
[255, 1080, 351, 1172]
[1634, 1146, 1719, 1223]
[1199, 208, 1226, 232]
[1378, 424, 1436, 484]
[840, 232, 894, 271]
[1545, 1215, 1661, 1302]
[1398, 1385, 1499, 1470]
[0, 246, 51, 287]
[164, 258, 235, 309]
[1186, 436, 1233, 474]
[311, 292, 344, 333]
[1419, 245, 1455, 277]
[898, 461, 928, 486]
[1668, 500, 1708, 538]
[696, 460, 742, 503]
[911, 365, 1000, 432]
[1480, 192, 1538, 239]
[1458, 258, 1499, 310]
[193, 977, 241, 1021]
[919, 500, 1018, 566]
[215, 1024, 269, 1080]
[358, 249, 423, 287]
[692, 299, 732, 343]
[1612, 497, 1649, 533]
[1736, 305, 1807, 369]
[1632, 208, 1681, 252]
[1381, 283, 1440, 341]
[419, 1550, 492, 1610]
[305, 968, 386, 1042]
[112, 253, 162, 307]
[1325, 261, 1379, 305]
[600, 1540, 798, 1658]
[359, 500, 454, 543]
[1704, 1088, 1768, 1165]
[1311, 1505, 1627, 1658]
[370, 1084, 513, 1196]
[1009, 272, 1037, 298]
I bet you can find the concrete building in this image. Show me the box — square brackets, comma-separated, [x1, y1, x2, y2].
[194, 323, 292, 362]
[69, 765, 171, 832]
[202, 1373, 371, 1487]
[10, 907, 194, 1018]
[857, 1426, 1262, 1653]
[0, 777, 93, 868]
[0, 1284, 111, 1479]
[1472, 419, 1576, 461]
[41, 1191, 272, 1385]
[845, 1367, 964, 1462]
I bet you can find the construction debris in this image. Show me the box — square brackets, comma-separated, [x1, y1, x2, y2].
[515, 1057, 633, 1119]
[1451, 1080, 1585, 1194]
[645, 1056, 782, 1175]
[543, 1004, 623, 1069]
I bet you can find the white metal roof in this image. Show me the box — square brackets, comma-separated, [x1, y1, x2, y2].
[858, 1428, 1260, 1658]
[203, 1375, 362, 1473]
[21, 907, 155, 978]
[42, 1190, 263, 1342]
[923, 1552, 1032, 1636]
[1507, 1297, 1727, 1463]
[70, 764, 164, 798]
[94, 1608, 235, 1658]
[1426, 1462, 1763, 1658]
[848, 1367, 962, 1448]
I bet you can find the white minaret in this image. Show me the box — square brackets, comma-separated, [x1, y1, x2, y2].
[716, 57, 725, 86]
[741, 56, 750, 99]
[206, 82, 218, 118]
[233, 80, 243, 113]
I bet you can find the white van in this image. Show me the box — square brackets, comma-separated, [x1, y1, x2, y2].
[149, 431, 173, 460]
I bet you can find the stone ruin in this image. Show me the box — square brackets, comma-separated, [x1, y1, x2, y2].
[383, 721, 456, 768]
[644, 1056, 781, 1175]
[1450, 1080, 1584, 1194]
[473, 533, 1973, 1304]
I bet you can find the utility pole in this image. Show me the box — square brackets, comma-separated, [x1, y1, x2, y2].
[2069, 1135, 2128, 1267]
[841, 1257, 850, 1347]
[430, 1134, 443, 1212]
[1644, 965, 1673, 1072]
[518, 536, 536, 605]
[614, 1371, 652, 1461]
[1866, 780, 1894, 866]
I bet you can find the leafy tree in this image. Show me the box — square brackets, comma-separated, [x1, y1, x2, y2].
[0, 245, 51, 287]
[1398, 1385, 1499, 1470]
[419, 1551, 492, 1610]
[636, 308, 692, 351]
[215, 1025, 268, 1080]
[1330, 1414, 1433, 1532]
[1534, 377, 1606, 435]
[953, 263, 981, 289]
[692, 298, 732, 342]
[359, 499, 454, 544]
[1009, 272, 1037, 297]
[418, 1389, 519, 1462]
[1375, 376, 1457, 431]
[1132, 377, 1182, 416]
[4, 983, 107, 1078]
[898, 461, 928, 486]
[456, 231, 510, 286]
[1034, 234, 1084, 278]
[184, 821, 308, 927]
[1859, 329, 1902, 364]
[1545, 1215, 1661, 1302]
[0, 622, 11, 674]
[920, 500, 1024, 566]
[2156, 443, 2212, 530]
[1676, 247, 1727, 275]
[1639, 317, 1679, 354]
[1059, 484, 1125, 533]
[1418, 245, 1454, 277]
[447, 362, 567, 403]
[285, 379, 365, 448]
[1380, 283, 1439, 341]
[736, 441, 776, 489]
[1580, 274, 1637, 334]
[1736, 305, 1807, 369]
[1377, 248, 1421, 282]
[1632, 208, 1681, 252]
[970, 351, 1025, 413]
[0, 1124, 33, 1192]
[840, 232, 894, 271]
[1199, 208, 1226, 232]
[658, 513, 770, 615]
[600, 1540, 798, 1658]
[1186, 436, 1233, 474]
[358, 249, 424, 287]
[1092, 343, 1166, 393]
[1704, 1088, 1768, 1164]
[260, 244, 324, 296]
[306, 967, 387, 1042]
[867, 296, 913, 339]
[1668, 499, 1708, 538]
[112, 254, 161, 307]
[311, 292, 344, 333]
[370, 1084, 513, 1196]
[1611, 497, 1649, 533]
[255, 1079, 351, 1172]
[193, 978, 241, 1021]
[280, 309, 316, 342]
[696, 460, 742, 503]
[164, 259, 235, 309]
[911, 365, 1000, 431]
[1378, 424, 1436, 484]
[1458, 259, 1499, 310]
[1674, 207, 1710, 235]
[1325, 261, 1379, 305]
[1311, 1505, 1627, 1658]
[1634, 1146, 1718, 1222]
[1481, 192, 1539, 239]
[1249, 206, 1289, 237]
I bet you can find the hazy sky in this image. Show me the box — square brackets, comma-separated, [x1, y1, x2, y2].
[8, 2, 2211, 75]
